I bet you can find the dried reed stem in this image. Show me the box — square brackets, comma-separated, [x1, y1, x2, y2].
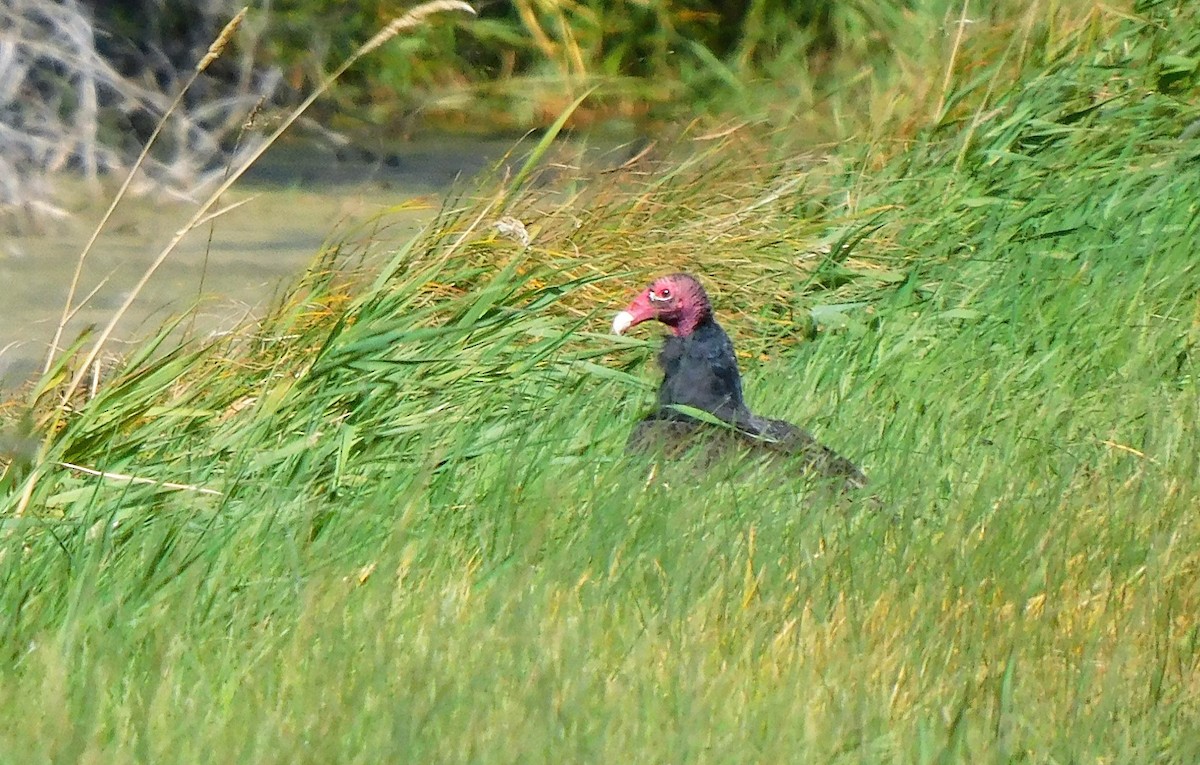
[42, 8, 250, 376]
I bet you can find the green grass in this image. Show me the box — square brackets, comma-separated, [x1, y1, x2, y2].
[2, 1, 1200, 761]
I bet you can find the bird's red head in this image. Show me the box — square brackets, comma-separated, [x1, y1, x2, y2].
[612, 273, 712, 337]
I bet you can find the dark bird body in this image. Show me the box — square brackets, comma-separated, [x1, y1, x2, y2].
[613, 273, 866, 489]
[654, 319, 746, 424]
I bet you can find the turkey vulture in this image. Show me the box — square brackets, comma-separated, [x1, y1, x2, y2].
[613, 273, 867, 489]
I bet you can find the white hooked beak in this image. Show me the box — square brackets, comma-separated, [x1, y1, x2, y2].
[612, 311, 634, 335]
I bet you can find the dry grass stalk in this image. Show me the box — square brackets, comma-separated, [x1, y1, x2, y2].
[361, 1, 477, 56]
[56, 461, 223, 496]
[198, 7, 248, 73]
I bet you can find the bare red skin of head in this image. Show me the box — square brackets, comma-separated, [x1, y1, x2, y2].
[619, 273, 712, 337]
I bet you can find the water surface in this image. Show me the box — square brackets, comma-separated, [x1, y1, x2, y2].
[0, 137, 518, 388]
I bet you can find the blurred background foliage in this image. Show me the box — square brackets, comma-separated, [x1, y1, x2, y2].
[9, 0, 1193, 219]
[83, 0, 956, 137]
[275, 0, 939, 134]
[28, 0, 1189, 152]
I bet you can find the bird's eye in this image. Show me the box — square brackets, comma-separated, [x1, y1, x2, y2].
[660, 288, 671, 298]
